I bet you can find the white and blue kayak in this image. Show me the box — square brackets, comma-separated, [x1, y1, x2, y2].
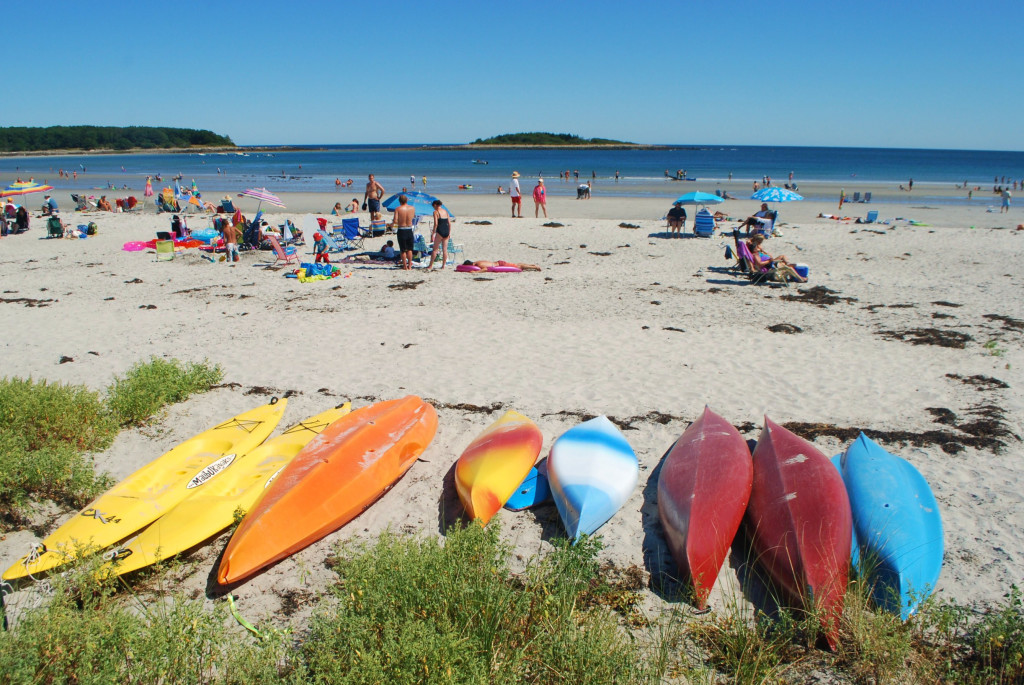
[833, 433, 943, 620]
[547, 416, 638, 540]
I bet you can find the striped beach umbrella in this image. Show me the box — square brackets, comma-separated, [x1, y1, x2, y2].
[240, 187, 285, 210]
[2, 181, 54, 198]
[751, 187, 803, 203]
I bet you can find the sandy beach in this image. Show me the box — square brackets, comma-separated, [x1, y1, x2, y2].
[1, 188, 1021, 631]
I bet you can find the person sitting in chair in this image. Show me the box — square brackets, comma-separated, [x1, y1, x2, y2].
[747, 234, 805, 281]
[14, 206, 29, 232]
[97, 195, 113, 212]
[667, 200, 687, 236]
[737, 203, 773, 235]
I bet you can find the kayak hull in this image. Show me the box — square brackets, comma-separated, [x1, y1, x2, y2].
[837, 433, 943, 620]
[455, 411, 543, 525]
[657, 407, 752, 609]
[3, 399, 287, 581]
[744, 417, 851, 650]
[548, 416, 638, 540]
[217, 396, 437, 585]
[102, 404, 351, 578]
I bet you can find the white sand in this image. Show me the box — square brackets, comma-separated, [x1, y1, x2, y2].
[1, 194, 1021, 627]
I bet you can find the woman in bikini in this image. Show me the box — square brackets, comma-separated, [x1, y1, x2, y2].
[427, 199, 452, 271]
[746, 234, 805, 281]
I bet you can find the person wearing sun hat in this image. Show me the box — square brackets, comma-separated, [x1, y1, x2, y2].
[510, 171, 522, 218]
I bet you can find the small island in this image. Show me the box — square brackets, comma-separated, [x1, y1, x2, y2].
[471, 132, 634, 146]
[0, 126, 235, 154]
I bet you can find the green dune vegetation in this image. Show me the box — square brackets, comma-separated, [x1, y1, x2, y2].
[471, 132, 634, 146]
[1, 362, 1023, 683]
[0, 126, 234, 153]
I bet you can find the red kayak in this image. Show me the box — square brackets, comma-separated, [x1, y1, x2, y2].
[657, 407, 752, 610]
[744, 417, 851, 650]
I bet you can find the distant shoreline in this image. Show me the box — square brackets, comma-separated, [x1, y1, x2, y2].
[429, 144, 674, 151]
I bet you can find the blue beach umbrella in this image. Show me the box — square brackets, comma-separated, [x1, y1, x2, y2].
[382, 191, 454, 218]
[751, 187, 803, 203]
[674, 191, 724, 206]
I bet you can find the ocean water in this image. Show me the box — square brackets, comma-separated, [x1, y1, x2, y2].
[2, 145, 1021, 202]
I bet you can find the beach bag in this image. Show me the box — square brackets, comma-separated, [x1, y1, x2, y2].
[724, 245, 733, 260]
[87, 222, 98, 235]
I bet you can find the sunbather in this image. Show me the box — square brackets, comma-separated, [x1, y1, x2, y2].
[747, 234, 805, 281]
[463, 260, 541, 272]
[97, 196, 112, 212]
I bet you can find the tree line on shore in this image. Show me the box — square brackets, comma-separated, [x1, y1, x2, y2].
[0, 126, 234, 152]
[472, 132, 631, 146]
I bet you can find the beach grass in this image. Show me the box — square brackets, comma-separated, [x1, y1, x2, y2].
[302, 525, 650, 684]
[3, 525, 1023, 682]
[0, 357, 222, 527]
[105, 356, 224, 427]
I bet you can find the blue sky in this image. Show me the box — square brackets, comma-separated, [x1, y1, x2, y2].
[6, 0, 1021, 150]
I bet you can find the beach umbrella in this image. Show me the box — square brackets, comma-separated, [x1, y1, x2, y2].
[2, 180, 54, 198]
[674, 191, 724, 206]
[751, 187, 803, 203]
[240, 187, 285, 211]
[381, 190, 453, 218]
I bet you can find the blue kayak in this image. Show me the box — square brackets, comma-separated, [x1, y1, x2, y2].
[504, 462, 552, 511]
[833, 434, 943, 619]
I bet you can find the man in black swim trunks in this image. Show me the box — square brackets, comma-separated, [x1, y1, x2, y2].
[394, 194, 416, 271]
[364, 173, 385, 221]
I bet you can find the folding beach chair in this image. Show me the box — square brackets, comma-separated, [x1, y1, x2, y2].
[321, 229, 346, 253]
[446, 237, 465, 260]
[693, 208, 716, 237]
[863, 192, 872, 203]
[851, 191, 861, 203]
[46, 216, 65, 238]
[752, 211, 777, 238]
[864, 210, 878, 224]
[264, 234, 298, 266]
[155, 240, 175, 261]
[737, 240, 797, 286]
[341, 217, 365, 249]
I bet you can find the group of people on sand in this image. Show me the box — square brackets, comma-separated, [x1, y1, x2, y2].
[508, 172, 548, 218]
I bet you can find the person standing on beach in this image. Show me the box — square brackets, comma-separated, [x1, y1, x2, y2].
[426, 199, 451, 271]
[224, 220, 240, 263]
[394, 194, 416, 271]
[510, 171, 522, 217]
[1001, 187, 1011, 213]
[908, 178, 914, 191]
[533, 178, 548, 218]
[364, 174, 385, 221]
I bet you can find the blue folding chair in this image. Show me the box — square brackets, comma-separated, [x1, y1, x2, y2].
[341, 217, 365, 249]
[693, 208, 716, 237]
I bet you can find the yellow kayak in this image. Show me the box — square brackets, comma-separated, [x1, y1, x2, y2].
[3, 398, 287, 581]
[100, 404, 351, 578]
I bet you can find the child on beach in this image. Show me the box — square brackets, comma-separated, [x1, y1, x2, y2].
[313, 232, 330, 263]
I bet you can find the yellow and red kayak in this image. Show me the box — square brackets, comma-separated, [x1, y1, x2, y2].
[455, 411, 543, 525]
[217, 396, 437, 585]
[3, 399, 287, 581]
[100, 404, 351, 578]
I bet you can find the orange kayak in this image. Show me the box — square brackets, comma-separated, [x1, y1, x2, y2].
[217, 396, 437, 584]
[455, 411, 543, 525]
